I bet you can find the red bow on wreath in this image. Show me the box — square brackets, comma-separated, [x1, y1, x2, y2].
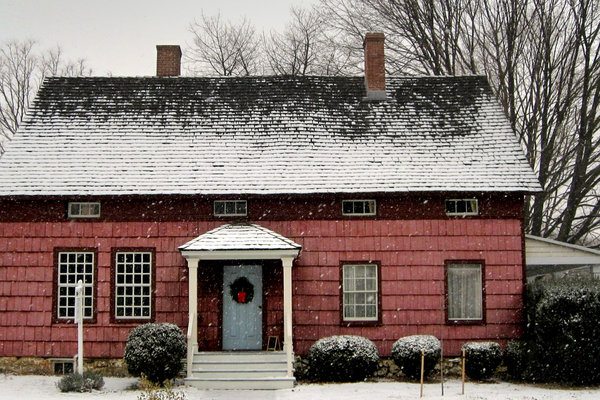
[237, 290, 247, 303]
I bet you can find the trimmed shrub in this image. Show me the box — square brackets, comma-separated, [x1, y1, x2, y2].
[391, 335, 440, 380]
[462, 341, 502, 380]
[523, 278, 600, 385]
[57, 371, 104, 392]
[124, 323, 186, 385]
[504, 340, 527, 380]
[307, 335, 379, 382]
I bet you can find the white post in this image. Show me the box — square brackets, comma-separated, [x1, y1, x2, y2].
[282, 257, 294, 377]
[75, 279, 84, 375]
[186, 257, 199, 378]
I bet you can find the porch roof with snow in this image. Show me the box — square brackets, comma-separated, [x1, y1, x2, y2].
[179, 223, 301, 257]
[0, 75, 541, 196]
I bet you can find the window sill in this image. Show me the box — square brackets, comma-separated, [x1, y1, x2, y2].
[446, 319, 485, 326]
[340, 320, 381, 327]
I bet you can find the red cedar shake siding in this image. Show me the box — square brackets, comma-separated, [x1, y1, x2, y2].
[0, 193, 524, 358]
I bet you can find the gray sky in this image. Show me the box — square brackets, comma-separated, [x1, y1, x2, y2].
[0, 0, 317, 76]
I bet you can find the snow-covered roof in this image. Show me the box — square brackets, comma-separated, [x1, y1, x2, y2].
[0, 75, 541, 196]
[179, 223, 301, 252]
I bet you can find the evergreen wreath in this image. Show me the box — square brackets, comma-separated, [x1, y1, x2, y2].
[229, 276, 255, 304]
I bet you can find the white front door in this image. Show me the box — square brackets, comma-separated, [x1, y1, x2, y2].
[222, 264, 263, 350]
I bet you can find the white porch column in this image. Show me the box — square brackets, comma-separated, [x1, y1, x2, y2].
[282, 256, 294, 377]
[185, 256, 199, 378]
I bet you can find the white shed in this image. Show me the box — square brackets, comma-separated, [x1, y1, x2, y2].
[525, 235, 600, 281]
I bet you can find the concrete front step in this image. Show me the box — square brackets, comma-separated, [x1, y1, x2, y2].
[193, 351, 286, 363]
[193, 361, 286, 371]
[188, 351, 294, 389]
[185, 377, 295, 390]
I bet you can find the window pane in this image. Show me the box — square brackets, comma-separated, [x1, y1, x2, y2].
[115, 252, 152, 319]
[342, 201, 353, 214]
[342, 264, 378, 321]
[354, 202, 364, 214]
[57, 252, 94, 320]
[214, 202, 225, 215]
[447, 263, 482, 320]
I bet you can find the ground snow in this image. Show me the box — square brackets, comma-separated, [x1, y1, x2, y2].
[0, 375, 597, 400]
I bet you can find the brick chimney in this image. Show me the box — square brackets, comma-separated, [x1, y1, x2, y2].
[156, 45, 182, 77]
[363, 33, 387, 100]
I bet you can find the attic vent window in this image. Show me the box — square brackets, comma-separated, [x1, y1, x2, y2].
[68, 202, 101, 218]
[342, 200, 376, 216]
[445, 199, 478, 216]
[214, 200, 247, 217]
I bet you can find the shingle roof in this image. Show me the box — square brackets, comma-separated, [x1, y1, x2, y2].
[0, 75, 541, 196]
[179, 223, 301, 252]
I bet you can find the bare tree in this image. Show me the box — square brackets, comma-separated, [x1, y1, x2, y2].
[320, 0, 600, 246]
[0, 40, 37, 150]
[186, 13, 261, 76]
[0, 40, 92, 153]
[263, 6, 354, 76]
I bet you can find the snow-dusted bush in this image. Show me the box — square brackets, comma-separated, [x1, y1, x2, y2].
[504, 340, 527, 380]
[462, 341, 502, 380]
[307, 335, 379, 382]
[523, 278, 600, 385]
[124, 323, 186, 385]
[391, 335, 440, 380]
[57, 371, 104, 392]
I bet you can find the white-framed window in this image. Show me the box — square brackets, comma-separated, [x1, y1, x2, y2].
[342, 263, 378, 321]
[342, 200, 376, 216]
[57, 251, 94, 319]
[68, 202, 101, 218]
[445, 199, 478, 216]
[115, 251, 152, 319]
[214, 200, 247, 217]
[447, 262, 483, 321]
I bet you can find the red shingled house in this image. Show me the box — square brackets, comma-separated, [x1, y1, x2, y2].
[0, 34, 540, 388]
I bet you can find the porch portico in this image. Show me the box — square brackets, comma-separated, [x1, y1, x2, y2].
[179, 223, 301, 389]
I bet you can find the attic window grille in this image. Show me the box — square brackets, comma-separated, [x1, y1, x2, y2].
[214, 200, 247, 217]
[68, 202, 101, 218]
[445, 199, 478, 216]
[342, 200, 376, 216]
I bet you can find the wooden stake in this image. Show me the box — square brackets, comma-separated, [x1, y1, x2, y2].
[440, 338, 444, 396]
[461, 349, 466, 395]
[420, 350, 425, 398]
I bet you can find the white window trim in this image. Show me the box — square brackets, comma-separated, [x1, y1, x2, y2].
[114, 251, 153, 320]
[342, 263, 379, 322]
[445, 198, 478, 216]
[57, 251, 94, 320]
[342, 199, 377, 216]
[447, 262, 483, 321]
[68, 202, 101, 218]
[214, 200, 247, 217]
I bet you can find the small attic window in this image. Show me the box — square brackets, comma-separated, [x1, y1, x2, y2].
[214, 200, 247, 217]
[342, 200, 376, 216]
[445, 199, 478, 216]
[68, 202, 101, 218]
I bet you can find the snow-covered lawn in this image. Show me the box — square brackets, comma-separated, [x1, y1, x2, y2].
[0, 374, 597, 399]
